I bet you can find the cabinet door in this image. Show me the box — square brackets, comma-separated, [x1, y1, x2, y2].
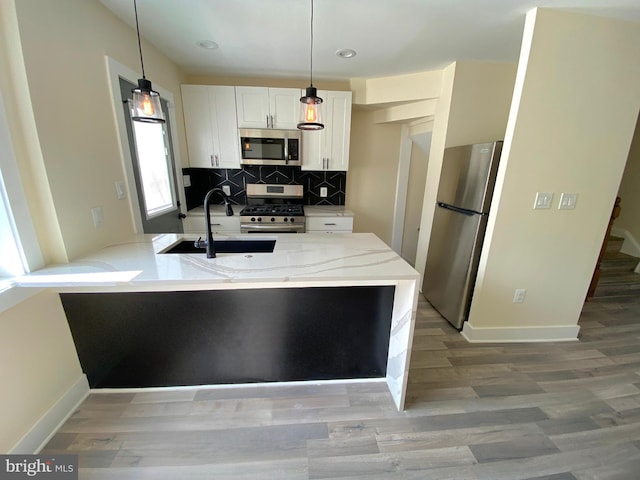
[209, 215, 241, 234]
[324, 91, 352, 171]
[301, 90, 352, 171]
[235, 87, 270, 128]
[306, 216, 353, 233]
[183, 216, 206, 234]
[210, 86, 241, 169]
[182, 85, 215, 168]
[182, 85, 241, 169]
[270, 88, 302, 129]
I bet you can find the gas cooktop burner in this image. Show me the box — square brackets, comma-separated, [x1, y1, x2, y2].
[240, 205, 305, 216]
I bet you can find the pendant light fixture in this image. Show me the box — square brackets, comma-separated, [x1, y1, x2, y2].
[297, 0, 323, 130]
[130, 0, 165, 123]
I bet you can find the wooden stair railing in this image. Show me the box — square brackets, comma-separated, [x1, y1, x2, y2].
[586, 196, 621, 300]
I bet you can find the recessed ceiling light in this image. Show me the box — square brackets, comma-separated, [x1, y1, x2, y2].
[197, 40, 219, 50]
[336, 49, 356, 59]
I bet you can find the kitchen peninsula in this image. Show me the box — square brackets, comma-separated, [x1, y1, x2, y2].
[17, 233, 419, 411]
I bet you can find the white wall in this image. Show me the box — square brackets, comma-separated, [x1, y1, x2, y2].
[4, 0, 187, 262]
[346, 109, 403, 244]
[415, 61, 517, 280]
[467, 9, 640, 340]
[0, 289, 86, 453]
[401, 140, 429, 266]
[616, 113, 640, 253]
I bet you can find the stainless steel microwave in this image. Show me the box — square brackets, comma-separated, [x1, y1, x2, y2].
[239, 128, 301, 166]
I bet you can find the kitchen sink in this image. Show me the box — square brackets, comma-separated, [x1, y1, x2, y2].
[162, 239, 276, 254]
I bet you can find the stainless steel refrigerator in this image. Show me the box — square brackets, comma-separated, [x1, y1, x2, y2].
[423, 141, 503, 330]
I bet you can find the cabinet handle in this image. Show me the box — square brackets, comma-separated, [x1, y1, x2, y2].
[266, 115, 270, 128]
[214, 154, 219, 166]
[324, 223, 337, 226]
[210, 154, 214, 167]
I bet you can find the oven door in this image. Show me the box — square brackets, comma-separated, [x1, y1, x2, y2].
[241, 223, 305, 234]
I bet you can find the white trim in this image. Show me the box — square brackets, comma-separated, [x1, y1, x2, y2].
[10, 374, 89, 454]
[0, 285, 44, 315]
[104, 56, 187, 234]
[91, 377, 386, 395]
[391, 125, 412, 254]
[461, 322, 580, 343]
[0, 87, 44, 273]
[611, 226, 640, 259]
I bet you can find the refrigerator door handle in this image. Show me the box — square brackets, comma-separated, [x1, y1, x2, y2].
[437, 202, 478, 216]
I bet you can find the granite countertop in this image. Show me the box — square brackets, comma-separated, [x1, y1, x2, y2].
[187, 205, 354, 217]
[16, 233, 418, 290]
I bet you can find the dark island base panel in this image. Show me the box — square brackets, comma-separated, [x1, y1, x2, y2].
[60, 286, 395, 389]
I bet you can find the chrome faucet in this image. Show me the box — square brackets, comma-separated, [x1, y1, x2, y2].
[194, 188, 234, 258]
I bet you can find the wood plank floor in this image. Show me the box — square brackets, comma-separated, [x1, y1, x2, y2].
[42, 294, 640, 479]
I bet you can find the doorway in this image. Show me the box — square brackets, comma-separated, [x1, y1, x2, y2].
[119, 78, 184, 233]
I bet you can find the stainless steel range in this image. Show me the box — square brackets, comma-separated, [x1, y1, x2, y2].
[240, 184, 305, 233]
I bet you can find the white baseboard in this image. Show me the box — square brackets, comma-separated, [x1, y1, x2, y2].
[461, 323, 580, 343]
[611, 226, 640, 259]
[10, 374, 89, 454]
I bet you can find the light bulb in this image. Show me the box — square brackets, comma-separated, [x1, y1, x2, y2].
[142, 95, 155, 116]
[305, 105, 317, 122]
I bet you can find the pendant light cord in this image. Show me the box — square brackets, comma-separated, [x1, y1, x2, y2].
[310, 0, 314, 87]
[134, 0, 146, 79]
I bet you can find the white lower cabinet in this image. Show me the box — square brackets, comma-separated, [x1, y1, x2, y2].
[306, 216, 353, 233]
[184, 215, 240, 235]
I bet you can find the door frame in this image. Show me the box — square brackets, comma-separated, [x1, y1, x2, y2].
[105, 56, 187, 234]
[391, 121, 433, 259]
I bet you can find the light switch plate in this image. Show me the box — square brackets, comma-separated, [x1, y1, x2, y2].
[320, 187, 328, 198]
[222, 185, 231, 196]
[183, 175, 191, 187]
[534, 192, 553, 209]
[559, 193, 578, 210]
[115, 180, 126, 200]
[513, 288, 526, 303]
[91, 206, 104, 228]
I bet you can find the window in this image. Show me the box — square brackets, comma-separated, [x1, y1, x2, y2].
[131, 121, 176, 218]
[0, 86, 43, 285]
[0, 171, 25, 279]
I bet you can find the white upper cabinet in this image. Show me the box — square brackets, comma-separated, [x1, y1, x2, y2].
[181, 85, 241, 169]
[235, 87, 301, 129]
[302, 90, 352, 171]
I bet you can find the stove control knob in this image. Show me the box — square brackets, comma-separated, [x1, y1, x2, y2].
[290, 218, 295, 223]
[257, 217, 262, 222]
[251, 217, 256, 222]
[271, 217, 275, 222]
[284, 217, 289, 222]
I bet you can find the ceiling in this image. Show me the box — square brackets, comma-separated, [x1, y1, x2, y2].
[99, 0, 640, 81]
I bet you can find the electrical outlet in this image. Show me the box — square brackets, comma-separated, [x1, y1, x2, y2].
[183, 175, 191, 187]
[320, 187, 328, 198]
[222, 185, 231, 196]
[513, 288, 526, 303]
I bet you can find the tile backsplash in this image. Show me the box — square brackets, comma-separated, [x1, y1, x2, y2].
[183, 166, 347, 210]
